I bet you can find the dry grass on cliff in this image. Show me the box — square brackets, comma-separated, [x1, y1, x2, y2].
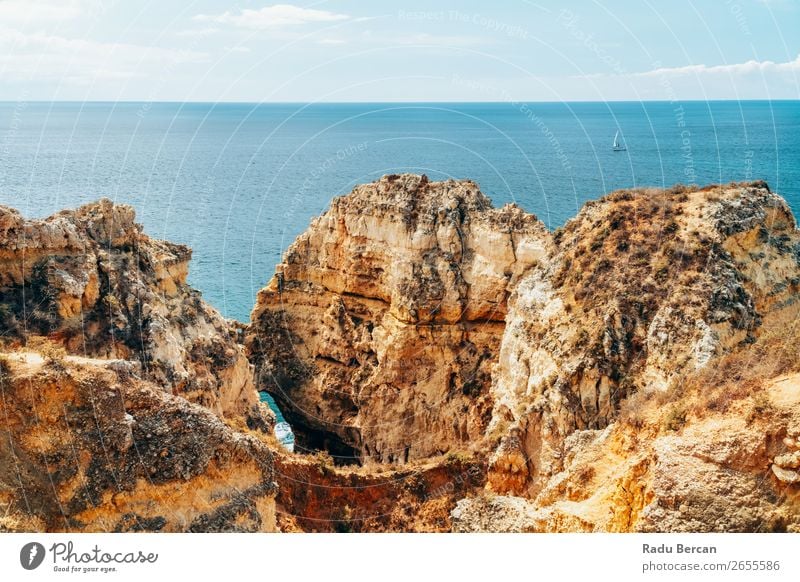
[685, 317, 800, 413]
[0, 354, 9, 385]
[620, 315, 800, 431]
[554, 186, 711, 337]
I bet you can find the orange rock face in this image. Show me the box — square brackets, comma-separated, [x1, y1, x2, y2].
[487, 182, 800, 499]
[246, 174, 551, 463]
[0, 355, 276, 532]
[1, 199, 277, 533]
[0, 199, 264, 424]
[3, 177, 800, 533]
[250, 177, 800, 532]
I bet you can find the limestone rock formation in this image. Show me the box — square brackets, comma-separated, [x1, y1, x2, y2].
[274, 451, 484, 532]
[773, 434, 800, 484]
[3, 177, 799, 534]
[454, 371, 800, 532]
[0, 352, 277, 532]
[247, 174, 551, 463]
[0, 199, 278, 533]
[487, 182, 800, 496]
[0, 199, 264, 425]
[249, 176, 800, 532]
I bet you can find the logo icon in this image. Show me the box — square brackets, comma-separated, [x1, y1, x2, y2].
[20, 542, 46, 570]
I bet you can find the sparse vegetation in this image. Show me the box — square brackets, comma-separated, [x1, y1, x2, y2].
[747, 392, 775, 424]
[311, 449, 335, 471]
[0, 354, 10, 385]
[663, 406, 687, 432]
[41, 343, 67, 367]
[685, 319, 800, 412]
[444, 450, 474, 467]
[619, 313, 800, 432]
[575, 465, 596, 485]
[333, 505, 355, 533]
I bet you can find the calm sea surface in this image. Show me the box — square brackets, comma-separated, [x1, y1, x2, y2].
[1, 101, 798, 321]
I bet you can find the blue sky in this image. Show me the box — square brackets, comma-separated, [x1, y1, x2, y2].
[0, 0, 798, 101]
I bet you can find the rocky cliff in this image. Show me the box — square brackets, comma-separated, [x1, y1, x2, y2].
[247, 174, 551, 463]
[250, 176, 800, 532]
[0, 353, 277, 532]
[0, 200, 276, 532]
[487, 181, 800, 498]
[0, 199, 267, 426]
[3, 177, 799, 533]
[460, 181, 800, 531]
[454, 367, 800, 532]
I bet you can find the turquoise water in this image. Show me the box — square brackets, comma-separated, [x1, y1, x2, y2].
[259, 391, 295, 452]
[259, 391, 288, 424]
[1, 101, 798, 321]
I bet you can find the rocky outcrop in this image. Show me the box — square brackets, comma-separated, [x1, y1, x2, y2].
[454, 371, 800, 532]
[0, 199, 278, 533]
[0, 352, 277, 532]
[487, 182, 800, 496]
[773, 434, 800, 484]
[3, 177, 799, 534]
[247, 174, 551, 463]
[274, 451, 484, 532]
[249, 176, 800, 532]
[0, 199, 266, 426]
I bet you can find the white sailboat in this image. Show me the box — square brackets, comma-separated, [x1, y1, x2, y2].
[613, 130, 626, 151]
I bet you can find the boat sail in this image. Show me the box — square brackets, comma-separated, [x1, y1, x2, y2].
[613, 130, 626, 151]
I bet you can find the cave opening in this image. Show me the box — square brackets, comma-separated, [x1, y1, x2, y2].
[293, 428, 361, 467]
[259, 391, 361, 466]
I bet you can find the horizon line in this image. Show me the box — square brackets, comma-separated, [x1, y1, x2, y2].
[1, 98, 798, 105]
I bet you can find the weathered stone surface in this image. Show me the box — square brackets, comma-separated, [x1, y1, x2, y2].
[454, 373, 800, 533]
[274, 451, 485, 532]
[0, 199, 276, 533]
[0, 199, 262, 424]
[772, 430, 800, 484]
[488, 182, 800, 496]
[247, 174, 551, 463]
[248, 177, 800, 532]
[0, 354, 276, 532]
[4, 178, 800, 534]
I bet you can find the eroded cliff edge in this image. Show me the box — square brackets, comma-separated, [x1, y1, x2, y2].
[0, 199, 268, 423]
[469, 179, 800, 531]
[3, 175, 800, 533]
[0, 200, 277, 532]
[250, 175, 800, 532]
[247, 174, 551, 463]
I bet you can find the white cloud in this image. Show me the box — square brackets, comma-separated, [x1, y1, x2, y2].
[572, 54, 800, 100]
[638, 54, 800, 78]
[0, 0, 101, 23]
[194, 4, 349, 30]
[175, 27, 219, 38]
[317, 39, 346, 45]
[0, 28, 207, 84]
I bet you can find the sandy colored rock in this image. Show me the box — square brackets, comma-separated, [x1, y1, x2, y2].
[247, 174, 551, 463]
[4, 177, 800, 533]
[0, 354, 276, 532]
[488, 182, 800, 495]
[0, 199, 263, 425]
[248, 177, 800, 531]
[454, 373, 800, 533]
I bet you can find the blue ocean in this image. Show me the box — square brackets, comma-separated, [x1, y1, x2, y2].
[1, 101, 798, 322]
